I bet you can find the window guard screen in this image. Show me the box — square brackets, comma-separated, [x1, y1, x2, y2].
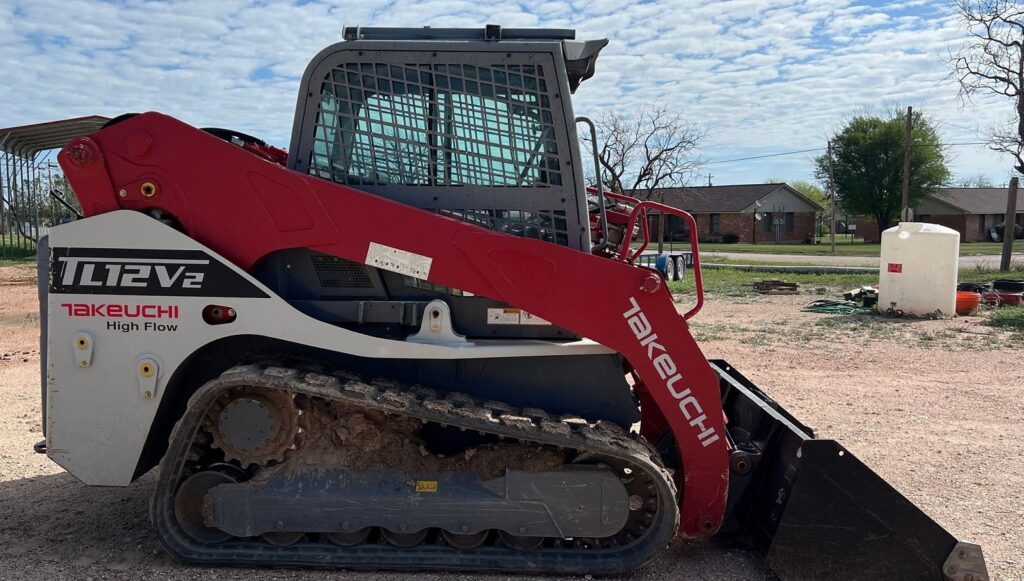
[310, 62, 562, 188]
[440, 208, 568, 245]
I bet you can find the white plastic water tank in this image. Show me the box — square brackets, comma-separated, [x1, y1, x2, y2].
[878, 222, 959, 316]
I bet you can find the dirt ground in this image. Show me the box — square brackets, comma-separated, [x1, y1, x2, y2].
[1, 264, 1021, 580]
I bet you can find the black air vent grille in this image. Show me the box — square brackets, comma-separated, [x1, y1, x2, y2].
[311, 254, 374, 288]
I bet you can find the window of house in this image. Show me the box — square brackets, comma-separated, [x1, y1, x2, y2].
[996, 214, 1005, 224]
[785, 212, 795, 233]
[764, 212, 773, 233]
[979, 214, 987, 236]
[710, 213, 721, 234]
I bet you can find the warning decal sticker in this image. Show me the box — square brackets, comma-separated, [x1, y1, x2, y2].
[486, 308, 551, 326]
[365, 242, 432, 279]
[415, 480, 438, 493]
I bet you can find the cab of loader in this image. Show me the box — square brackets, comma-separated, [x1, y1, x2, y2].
[250, 26, 609, 341]
[287, 26, 605, 251]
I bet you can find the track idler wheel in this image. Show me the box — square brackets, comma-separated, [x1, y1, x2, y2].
[442, 530, 489, 550]
[173, 471, 238, 544]
[325, 528, 372, 547]
[261, 531, 303, 546]
[498, 531, 544, 551]
[381, 529, 428, 548]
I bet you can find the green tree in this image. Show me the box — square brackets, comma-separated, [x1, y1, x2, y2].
[815, 110, 949, 232]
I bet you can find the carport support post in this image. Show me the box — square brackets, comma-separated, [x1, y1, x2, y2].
[1001, 177, 1018, 272]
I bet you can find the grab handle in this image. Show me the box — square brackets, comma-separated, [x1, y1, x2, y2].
[620, 201, 704, 321]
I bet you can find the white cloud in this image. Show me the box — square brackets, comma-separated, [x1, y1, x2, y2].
[0, 0, 1014, 184]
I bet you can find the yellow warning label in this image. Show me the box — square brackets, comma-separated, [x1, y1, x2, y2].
[415, 480, 438, 493]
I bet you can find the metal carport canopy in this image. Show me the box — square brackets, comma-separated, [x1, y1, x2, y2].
[0, 115, 110, 158]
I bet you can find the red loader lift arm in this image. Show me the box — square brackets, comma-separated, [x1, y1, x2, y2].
[59, 113, 729, 537]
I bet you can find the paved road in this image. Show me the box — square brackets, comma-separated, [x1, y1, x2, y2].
[702, 251, 1024, 269]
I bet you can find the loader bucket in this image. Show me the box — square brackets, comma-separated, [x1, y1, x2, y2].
[711, 361, 987, 581]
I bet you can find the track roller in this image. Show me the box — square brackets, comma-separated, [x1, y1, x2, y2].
[498, 531, 545, 551]
[381, 529, 429, 548]
[261, 532, 303, 546]
[325, 528, 372, 547]
[442, 530, 489, 550]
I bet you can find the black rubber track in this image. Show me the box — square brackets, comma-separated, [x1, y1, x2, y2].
[151, 363, 680, 574]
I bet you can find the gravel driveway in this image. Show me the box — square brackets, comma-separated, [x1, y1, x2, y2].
[1, 266, 1020, 579]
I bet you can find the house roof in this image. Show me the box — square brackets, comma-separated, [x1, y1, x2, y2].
[641, 183, 824, 213]
[929, 187, 1015, 215]
[0, 116, 110, 157]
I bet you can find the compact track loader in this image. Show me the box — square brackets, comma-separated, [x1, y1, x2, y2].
[36, 26, 987, 579]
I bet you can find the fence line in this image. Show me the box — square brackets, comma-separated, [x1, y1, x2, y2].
[1, 152, 76, 260]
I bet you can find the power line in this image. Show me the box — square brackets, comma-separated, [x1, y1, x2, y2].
[704, 147, 823, 165]
[942, 121, 982, 135]
[916, 141, 987, 147]
[703, 141, 990, 166]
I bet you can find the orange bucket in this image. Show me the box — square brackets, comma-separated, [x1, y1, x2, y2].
[998, 291, 1024, 306]
[955, 291, 982, 315]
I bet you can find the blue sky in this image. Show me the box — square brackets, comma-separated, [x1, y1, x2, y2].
[0, 0, 1014, 186]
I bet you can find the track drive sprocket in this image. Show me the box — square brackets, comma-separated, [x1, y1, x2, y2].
[204, 387, 301, 467]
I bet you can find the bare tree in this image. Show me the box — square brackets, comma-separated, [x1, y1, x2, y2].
[949, 0, 1024, 173]
[586, 106, 705, 251]
[592, 105, 706, 200]
[952, 173, 996, 187]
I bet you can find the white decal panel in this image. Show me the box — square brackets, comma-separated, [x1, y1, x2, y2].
[487, 308, 521, 325]
[365, 242, 432, 279]
[487, 307, 551, 326]
[520, 311, 551, 325]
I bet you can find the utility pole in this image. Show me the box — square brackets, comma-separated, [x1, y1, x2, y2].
[827, 140, 836, 254]
[1001, 177, 1019, 272]
[707, 174, 713, 187]
[900, 105, 913, 222]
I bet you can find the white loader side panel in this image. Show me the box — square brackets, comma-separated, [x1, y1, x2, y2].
[46, 211, 610, 485]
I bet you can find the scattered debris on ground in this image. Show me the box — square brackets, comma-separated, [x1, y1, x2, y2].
[800, 285, 878, 314]
[752, 280, 800, 294]
[842, 285, 878, 308]
[801, 299, 873, 315]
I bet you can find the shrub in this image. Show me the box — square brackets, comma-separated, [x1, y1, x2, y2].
[988, 306, 1024, 336]
[722, 233, 741, 244]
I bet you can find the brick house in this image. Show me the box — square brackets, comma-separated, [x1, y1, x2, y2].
[640, 183, 824, 244]
[855, 187, 1024, 242]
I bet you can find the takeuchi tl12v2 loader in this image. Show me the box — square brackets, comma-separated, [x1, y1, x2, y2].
[34, 26, 987, 579]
